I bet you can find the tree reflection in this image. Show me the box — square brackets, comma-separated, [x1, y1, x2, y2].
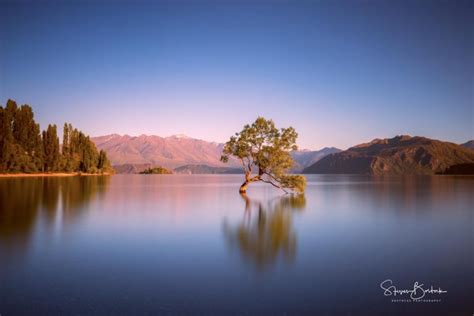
[223, 194, 306, 270]
[0, 176, 110, 257]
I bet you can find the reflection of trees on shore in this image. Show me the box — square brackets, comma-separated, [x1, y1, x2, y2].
[0, 178, 43, 249]
[0, 176, 110, 255]
[223, 194, 306, 270]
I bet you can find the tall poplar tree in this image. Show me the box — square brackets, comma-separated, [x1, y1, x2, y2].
[0, 105, 5, 172]
[13, 104, 43, 171]
[0, 100, 24, 172]
[42, 124, 60, 172]
[62, 123, 74, 172]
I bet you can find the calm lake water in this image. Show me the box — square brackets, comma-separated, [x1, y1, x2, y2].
[0, 175, 472, 315]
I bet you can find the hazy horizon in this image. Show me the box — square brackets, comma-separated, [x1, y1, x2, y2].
[1, 1, 472, 150]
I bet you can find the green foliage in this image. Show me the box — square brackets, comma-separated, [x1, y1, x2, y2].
[43, 124, 60, 172]
[97, 150, 109, 170]
[221, 116, 306, 194]
[140, 166, 172, 174]
[279, 175, 307, 194]
[61, 123, 73, 172]
[0, 99, 113, 174]
[60, 122, 113, 174]
[0, 100, 44, 173]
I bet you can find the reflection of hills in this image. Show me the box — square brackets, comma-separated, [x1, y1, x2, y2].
[0, 176, 110, 256]
[223, 194, 306, 270]
[310, 175, 474, 217]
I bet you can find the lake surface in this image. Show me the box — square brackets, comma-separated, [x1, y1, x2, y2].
[0, 175, 472, 315]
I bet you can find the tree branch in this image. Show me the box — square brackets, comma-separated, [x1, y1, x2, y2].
[259, 178, 289, 194]
[239, 158, 247, 174]
[249, 175, 261, 182]
[247, 157, 252, 173]
[263, 171, 281, 184]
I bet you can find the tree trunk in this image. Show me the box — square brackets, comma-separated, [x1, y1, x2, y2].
[239, 180, 249, 193]
[239, 172, 252, 193]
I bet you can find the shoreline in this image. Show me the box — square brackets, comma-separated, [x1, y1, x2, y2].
[0, 172, 113, 178]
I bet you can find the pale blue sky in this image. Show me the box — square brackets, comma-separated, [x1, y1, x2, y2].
[1, 0, 472, 149]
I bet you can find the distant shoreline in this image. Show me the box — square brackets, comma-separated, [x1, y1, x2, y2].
[0, 172, 113, 178]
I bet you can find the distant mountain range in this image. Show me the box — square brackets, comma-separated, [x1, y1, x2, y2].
[290, 147, 341, 172]
[93, 134, 474, 175]
[92, 134, 234, 170]
[461, 140, 474, 150]
[303, 135, 474, 175]
[173, 164, 242, 174]
[92, 134, 338, 174]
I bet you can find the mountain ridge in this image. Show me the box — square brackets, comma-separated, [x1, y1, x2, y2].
[92, 134, 338, 173]
[93, 133, 473, 175]
[303, 135, 474, 175]
[92, 134, 229, 168]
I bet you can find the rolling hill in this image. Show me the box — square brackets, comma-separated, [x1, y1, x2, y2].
[303, 135, 474, 175]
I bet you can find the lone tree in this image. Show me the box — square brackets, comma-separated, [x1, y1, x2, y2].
[221, 117, 306, 194]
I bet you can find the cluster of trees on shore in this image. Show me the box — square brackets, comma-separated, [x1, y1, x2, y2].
[0, 99, 113, 174]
